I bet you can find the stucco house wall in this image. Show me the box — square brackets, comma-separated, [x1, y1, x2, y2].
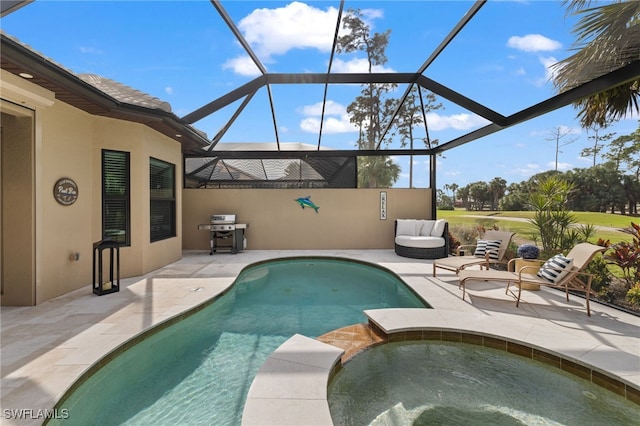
[182, 188, 432, 250]
[1, 70, 183, 305]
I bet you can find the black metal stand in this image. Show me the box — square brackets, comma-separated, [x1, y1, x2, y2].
[93, 239, 120, 295]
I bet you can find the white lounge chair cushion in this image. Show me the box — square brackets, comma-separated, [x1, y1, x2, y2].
[474, 239, 501, 260]
[419, 220, 435, 236]
[395, 235, 445, 249]
[431, 219, 447, 237]
[537, 254, 574, 283]
[396, 219, 420, 236]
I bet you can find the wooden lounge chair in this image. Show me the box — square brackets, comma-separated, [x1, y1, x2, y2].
[458, 242, 606, 316]
[433, 230, 515, 277]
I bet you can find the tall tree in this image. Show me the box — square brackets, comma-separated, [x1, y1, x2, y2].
[604, 121, 640, 177]
[546, 126, 578, 171]
[553, 1, 640, 128]
[449, 183, 459, 204]
[395, 85, 443, 149]
[580, 123, 616, 166]
[468, 181, 491, 211]
[488, 177, 507, 210]
[457, 185, 470, 210]
[395, 86, 443, 187]
[338, 9, 398, 187]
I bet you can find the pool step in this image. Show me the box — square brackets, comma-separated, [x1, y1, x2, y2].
[316, 322, 387, 363]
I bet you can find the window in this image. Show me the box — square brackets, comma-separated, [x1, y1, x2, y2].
[102, 150, 130, 245]
[150, 157, 175, 242]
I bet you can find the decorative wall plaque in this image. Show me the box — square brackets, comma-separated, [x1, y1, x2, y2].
[54, 177, 78, 206]
[380, 191, 387, 220]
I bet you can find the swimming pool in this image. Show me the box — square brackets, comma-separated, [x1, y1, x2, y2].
[328, 340, 640, 425]
[50, 257, 428, 425]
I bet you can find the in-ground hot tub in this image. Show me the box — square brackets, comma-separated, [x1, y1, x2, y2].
[328, 340, 640, 425]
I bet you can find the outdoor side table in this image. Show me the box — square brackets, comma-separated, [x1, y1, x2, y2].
[514, 258, 541, 291]
[93, 239, 120, 295]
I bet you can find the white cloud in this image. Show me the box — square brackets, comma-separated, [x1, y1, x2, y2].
[299, 99, 358, 134]
[508, 163, 543, 177]
[426, 112, 490, 131]
[331, 58, 396, 73]
[507, 34, 562, 52]
[359, 8, 384, 22]
[222, 55, 262, 76]
[297, 103, 488, 136]
[301, 100, 347, 116]
[299, 115, 357, 134]
[540, 55, 560, 81]
[238, 2, 339, 59]
[527, 55, 560, 87]
[555, 125, 582, 135]
[165, 87, 173, 95]
[79, 46, 103, 54]
[546, 161, 572, 171]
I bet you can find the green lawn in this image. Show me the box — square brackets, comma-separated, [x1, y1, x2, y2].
[438, 209, 636, 244]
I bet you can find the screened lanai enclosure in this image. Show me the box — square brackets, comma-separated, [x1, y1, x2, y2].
[179, 0, 638, 192]
[185, 143, 357, 188]
[2, 0, 639, 196]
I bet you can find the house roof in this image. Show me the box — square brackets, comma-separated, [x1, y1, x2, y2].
[0, 31, 210, 154]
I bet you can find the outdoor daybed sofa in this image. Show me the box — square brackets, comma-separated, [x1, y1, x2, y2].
[394, 219, 449, 259]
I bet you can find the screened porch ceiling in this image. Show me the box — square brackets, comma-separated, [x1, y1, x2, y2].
[1, 1, 638, 182]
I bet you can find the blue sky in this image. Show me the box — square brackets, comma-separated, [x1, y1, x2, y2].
[2, 0, 637, 189]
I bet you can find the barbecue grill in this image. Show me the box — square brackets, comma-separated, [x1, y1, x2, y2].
[198, 214, 248, 254]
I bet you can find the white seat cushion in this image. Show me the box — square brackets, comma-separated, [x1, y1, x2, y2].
[395, 235, 445, 249]
[396, 219, 419, 236]
[431, 219, 446, 237]
[419, 220, 435, 236]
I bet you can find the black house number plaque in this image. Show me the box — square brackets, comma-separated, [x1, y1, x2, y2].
[54, 178, 78, 206]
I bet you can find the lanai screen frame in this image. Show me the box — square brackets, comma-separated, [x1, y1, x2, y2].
[182, 0, 640, 218]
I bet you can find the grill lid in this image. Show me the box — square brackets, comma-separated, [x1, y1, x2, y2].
[211, 214, 236, 224]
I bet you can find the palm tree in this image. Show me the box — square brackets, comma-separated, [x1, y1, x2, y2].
[552, 1, 640, 128]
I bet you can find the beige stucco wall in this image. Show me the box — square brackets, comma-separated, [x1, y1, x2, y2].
[1, 70, 183, 304]
[182, 188, 432, 250]
[1, 111, 35, 305]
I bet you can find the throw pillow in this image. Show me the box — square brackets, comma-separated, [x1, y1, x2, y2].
[537, 254, 574, 284]
[485, 240, 502, 261]
[419, 220, 435, 236]
[430, 219, 447, 237]
[396, 219, 418, 236]
[474, 240, 488, 258]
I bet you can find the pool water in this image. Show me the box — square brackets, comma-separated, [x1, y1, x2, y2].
[328, 341, 640, 425]
[52, 258, 428, 425]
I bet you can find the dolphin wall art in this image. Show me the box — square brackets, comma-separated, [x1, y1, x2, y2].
[294, 196, 319, 213]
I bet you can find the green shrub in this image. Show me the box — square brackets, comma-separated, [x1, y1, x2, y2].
[626, 284, 640, 306]
[584, 255, 612, 295]
[605, 222, 640, 291]
[447, 232, 461, 255]
[450, 224, 482, 245]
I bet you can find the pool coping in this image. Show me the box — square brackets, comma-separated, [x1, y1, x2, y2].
[241, 308, 640, 425]
[2, 250, 638, 426]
